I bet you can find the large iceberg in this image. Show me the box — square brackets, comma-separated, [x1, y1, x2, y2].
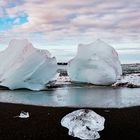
[67, 39, 122, 85]
[61, 109, 105, 139]
[0, 39, 57, 90]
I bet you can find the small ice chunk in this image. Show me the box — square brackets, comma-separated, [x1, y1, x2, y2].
[18, 111, 29, 118]
[61, 109, 105, 140]
[113, 74, 140, 88]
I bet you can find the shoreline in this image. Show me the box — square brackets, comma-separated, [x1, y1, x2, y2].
[0, 102, 139, 140]
[0, 101, 140, 109]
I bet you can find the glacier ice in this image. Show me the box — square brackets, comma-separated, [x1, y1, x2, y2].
[67, 39, 122, 85]
[61, 109, 105, 140]
[0, 39, 57, 90]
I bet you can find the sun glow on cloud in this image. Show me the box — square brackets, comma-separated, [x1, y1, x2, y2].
[0, 0, 139, 51]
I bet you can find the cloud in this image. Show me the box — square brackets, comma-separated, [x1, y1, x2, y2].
[0, 0, 140, 48]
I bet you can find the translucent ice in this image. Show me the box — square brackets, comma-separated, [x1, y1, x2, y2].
[61, 109, 105, 139]
[0, 39, 57, 90]
[67, 39, 122, 85]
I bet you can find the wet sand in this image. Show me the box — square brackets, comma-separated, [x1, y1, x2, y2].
[0, 102, 139, 140]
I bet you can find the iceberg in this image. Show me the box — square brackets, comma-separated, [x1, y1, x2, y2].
[67, 39, 122, 85]
[0, 39, 57, 90]
[61, 109, 105, 140]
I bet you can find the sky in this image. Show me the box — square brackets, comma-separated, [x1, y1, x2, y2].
[0, 0, 140, 62]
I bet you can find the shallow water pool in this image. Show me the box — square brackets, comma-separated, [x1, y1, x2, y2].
[0, 87, 140, 108]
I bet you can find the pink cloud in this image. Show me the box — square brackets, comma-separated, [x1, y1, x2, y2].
[1, 0, 140, 45]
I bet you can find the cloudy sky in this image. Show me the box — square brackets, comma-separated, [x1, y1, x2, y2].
[0, 0, 140, 52]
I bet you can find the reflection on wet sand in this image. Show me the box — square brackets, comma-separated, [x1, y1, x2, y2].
[0, 87, 140, 108]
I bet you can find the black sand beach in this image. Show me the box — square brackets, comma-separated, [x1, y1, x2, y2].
[0, 103, 139, 140]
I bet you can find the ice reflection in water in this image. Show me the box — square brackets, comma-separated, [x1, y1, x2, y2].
[0, 87, 140, 108]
